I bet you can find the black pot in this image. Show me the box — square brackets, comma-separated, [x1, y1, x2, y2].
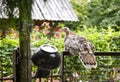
[31, 44, 61, 69]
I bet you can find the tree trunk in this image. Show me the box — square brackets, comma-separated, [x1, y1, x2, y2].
[19, 20, 32, 82]
[18, 0, 33, 82]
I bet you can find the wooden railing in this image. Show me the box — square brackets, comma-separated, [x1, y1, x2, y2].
[0, 51, 120, 82]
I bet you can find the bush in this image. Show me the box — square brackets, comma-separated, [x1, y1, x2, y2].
[0, 38, 18, 76]
[0, 26, 120, 81]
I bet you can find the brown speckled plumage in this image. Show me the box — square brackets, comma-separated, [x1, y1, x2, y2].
[61, 27, 97, 69]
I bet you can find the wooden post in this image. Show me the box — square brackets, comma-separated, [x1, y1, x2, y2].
[13, 48, 20, 82]
[0, 57, 3, 82]
[61, 52, 64, 82]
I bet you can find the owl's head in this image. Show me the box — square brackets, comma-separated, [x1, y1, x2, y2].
[60, 27, 70, 35]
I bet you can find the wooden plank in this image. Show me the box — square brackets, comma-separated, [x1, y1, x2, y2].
[95, 51, 120, 56]
[0, 77, 13, 80]
[63, 51, 120, 56]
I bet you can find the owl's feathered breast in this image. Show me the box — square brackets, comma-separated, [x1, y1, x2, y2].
[64, 33, 94, 56]
[62, 27, 97, 69]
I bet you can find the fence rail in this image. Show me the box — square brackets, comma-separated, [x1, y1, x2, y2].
[63, 51, 120, 56]
[95, 51, 120, 56]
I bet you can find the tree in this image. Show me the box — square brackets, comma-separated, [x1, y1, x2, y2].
[86, 0, 120, 27]
[66, 0, 120, 30]
[0, 0, 33, 82]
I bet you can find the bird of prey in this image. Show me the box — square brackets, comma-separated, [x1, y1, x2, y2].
[60, 27, 97, 69]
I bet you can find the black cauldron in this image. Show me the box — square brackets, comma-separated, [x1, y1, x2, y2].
[31, 44, 61, 69]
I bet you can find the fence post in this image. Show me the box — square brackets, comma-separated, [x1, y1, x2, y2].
[0, 57, 3, 82]
[60, 52, 64, 82]
[13, 48, 20, 82]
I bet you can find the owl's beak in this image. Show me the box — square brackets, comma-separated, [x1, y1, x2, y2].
[59, 28, 64, 32]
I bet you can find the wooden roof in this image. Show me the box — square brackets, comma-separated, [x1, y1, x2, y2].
[0, 0, 79, 21]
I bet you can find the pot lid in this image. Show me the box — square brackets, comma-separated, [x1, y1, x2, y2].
[40, 44, 58, 53]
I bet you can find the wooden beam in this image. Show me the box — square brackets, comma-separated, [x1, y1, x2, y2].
[62, 51, 120, 56]
[95, 51, 120, 56]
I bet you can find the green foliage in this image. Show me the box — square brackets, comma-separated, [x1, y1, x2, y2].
[76, 26, 120, 51]
[31, 26, 120, 81]
[0, 38, 18, 76]
[0, 26, 120, 81]
[64, 27, 120, 81]
[31, 28, 64, 52]
[86, 0, 120, 27]
[0, 0, 120, 81]
[68, 0, 120, 30]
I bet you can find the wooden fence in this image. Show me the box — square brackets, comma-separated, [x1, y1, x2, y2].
[0, 51, 120, 82]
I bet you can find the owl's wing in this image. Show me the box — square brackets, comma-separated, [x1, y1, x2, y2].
[78, 35, 97, 69]
[64, 34, 97, 69]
